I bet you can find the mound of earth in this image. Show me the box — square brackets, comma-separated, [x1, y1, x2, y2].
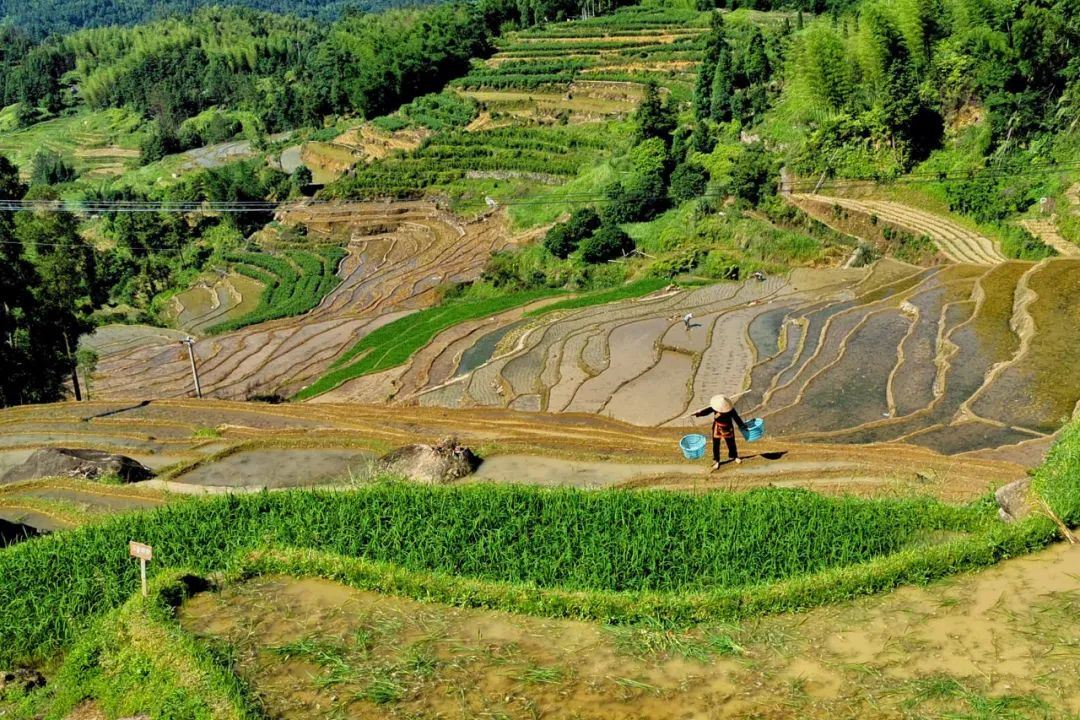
[379, 437, 480, 484]
[2, 448, 154, 484]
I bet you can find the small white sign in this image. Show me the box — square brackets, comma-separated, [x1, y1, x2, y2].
[128, 541, 153, 561]
[128, 540, 153, 597]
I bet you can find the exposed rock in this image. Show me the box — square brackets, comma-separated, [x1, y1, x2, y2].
[1, 448, 154, 485]
[378, 436, 480, 484]
[996, 477, 1034, 523]
[0, 668, 46, 695]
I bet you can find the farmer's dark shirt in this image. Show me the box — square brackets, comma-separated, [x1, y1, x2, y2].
[692, 407, 748, 439]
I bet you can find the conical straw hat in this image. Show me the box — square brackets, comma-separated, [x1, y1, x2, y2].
[709, 394, 733, 413]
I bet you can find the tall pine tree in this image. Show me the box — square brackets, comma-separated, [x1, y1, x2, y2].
[694, 11, 727, 123]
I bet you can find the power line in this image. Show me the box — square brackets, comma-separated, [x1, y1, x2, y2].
[0, 157, 1074, 214]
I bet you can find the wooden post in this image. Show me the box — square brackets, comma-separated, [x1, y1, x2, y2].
[180, 338, 202, 399]
[129, 541, 153, 597]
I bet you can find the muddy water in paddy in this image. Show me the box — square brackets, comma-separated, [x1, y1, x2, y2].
[179, 544, 1080, 720]
[813, 266, 1021, 448]
[175, 449, 373, 488]
[971, 259, 1080, 433]
[604, 350, 693, 426]
[890, 277, 978, 417]
[747, 305, 790, 360]
[767, 271, 928, 402]
[742, 320, 804, 413]
[904, 421, 1043, 456]
[0, 506, 70, 532]
[767, 310, 912, 434]
[566, 318, 668, 414]
[6, 486, 163, 513]
[474, 454, 700, 488]
[454, 320, 525, 377]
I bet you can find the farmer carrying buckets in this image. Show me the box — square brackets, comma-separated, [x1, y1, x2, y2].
[692, 394, 748, 470]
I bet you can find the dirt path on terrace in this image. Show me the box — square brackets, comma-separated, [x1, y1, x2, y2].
[180, 543, 1080, 720]
[0, 400, 1028, 502]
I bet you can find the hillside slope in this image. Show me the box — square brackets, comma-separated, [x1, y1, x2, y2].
[310, 258, 1072, 460]
[87, 203, 529, 401]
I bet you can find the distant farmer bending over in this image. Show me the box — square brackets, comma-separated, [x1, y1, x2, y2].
[692, 394, 748, 470]
[683, 312, 693, 330]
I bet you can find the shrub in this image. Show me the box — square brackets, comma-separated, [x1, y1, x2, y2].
[479, 251, 547, 291]
[605, 172, 669, 223]
[139, 121, 179, 165]
[882, 227, 937, 264]
[648, 247, 705, 278]
[999, 224, 1056, 260]
[669, 162, 709, 203]
[544, 207, 600, 258]
[945, 170, 1037, 223]
[728, 142, 776, 206]
[581, 224, 635, 263]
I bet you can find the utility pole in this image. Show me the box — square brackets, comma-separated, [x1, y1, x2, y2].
[180, 337, 202, 399]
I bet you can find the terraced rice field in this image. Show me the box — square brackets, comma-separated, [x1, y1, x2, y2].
[160, 272, 265, 334]
[90, 202, 528, 400]
[0, 397, 1024, 531]
[791, 193, 1008, 264]
[0, 108, 144, 179]
[325, 5, 706, 208]
[1019, 218, 1080, 257]
[173, 543, 1080, 720]
[452, 7, 704, 123]
[389, 258, 1080, 458]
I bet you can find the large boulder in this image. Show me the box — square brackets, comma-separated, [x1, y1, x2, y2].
[1, 448, 154, 485]
[995, 477, 1034, 523]
[378, 436, 480, 484]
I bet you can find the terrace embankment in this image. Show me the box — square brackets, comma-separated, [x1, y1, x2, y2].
[788, 194, 1008, 264]
[0, 397, 1026, 529]
[178, 542, 1080, 719]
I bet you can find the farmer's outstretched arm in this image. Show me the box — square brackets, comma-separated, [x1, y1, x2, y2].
[732, 409, 748, 431]
[691, 406, 713, 417]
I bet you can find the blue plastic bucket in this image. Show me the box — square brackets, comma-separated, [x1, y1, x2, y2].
[741, 418, 765, 442]
[679, 434, 707, 460]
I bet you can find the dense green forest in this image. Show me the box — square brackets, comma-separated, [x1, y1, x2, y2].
[1, 0, 397, 39]
[0, 0, 645, 38]
[0, 159, 91, 405]
[1, 5, 491, 144]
